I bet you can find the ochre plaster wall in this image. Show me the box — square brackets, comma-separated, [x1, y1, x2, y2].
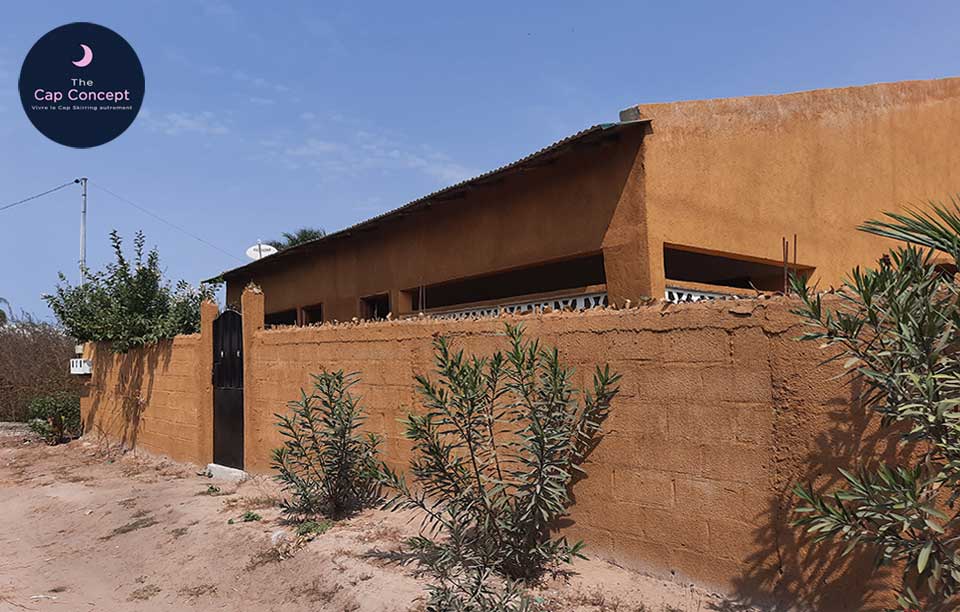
[80, 335, 206, 465]
[80, 301, 217, 465]
[628, 77, 960, 297]
[225, 129, 649, 318]
[83, 292, 895, 610]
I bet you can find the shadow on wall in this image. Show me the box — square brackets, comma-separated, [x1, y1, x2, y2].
[725, 360, 904, 611]
[83, 341, 174, 451]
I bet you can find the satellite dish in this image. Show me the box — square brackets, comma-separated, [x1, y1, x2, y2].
[246, 242, 278, 260]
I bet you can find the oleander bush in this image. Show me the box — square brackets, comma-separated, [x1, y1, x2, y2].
[792, 203, 960, 612]
[272, 370, 381, 519]
[379, 323, 621, 611]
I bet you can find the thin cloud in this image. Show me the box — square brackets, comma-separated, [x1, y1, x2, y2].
[255, 114, 475, 185]
[233, 70, 291, 94]
[284, 138, 341, 157]
[143, 110, 231, 136]
[199, 0, 242, 30]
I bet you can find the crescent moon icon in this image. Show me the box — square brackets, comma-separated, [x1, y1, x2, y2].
[72, 44, 93, 68]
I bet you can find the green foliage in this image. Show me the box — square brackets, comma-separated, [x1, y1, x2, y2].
[267, 227, 326, 250]
[0, 297, 10, 326]
[379, 323, 620, 610]
[296, 519, 333, 538]
[27, 391, 81, 444]
[241, 511, 262, 522]
[43, 230, 218, 352]
[791, 203, 960, 611]
[272, 370, 382, 519]
[420, 567, 538, 612]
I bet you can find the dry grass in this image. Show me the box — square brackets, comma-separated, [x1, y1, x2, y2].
[128, 584, 161, 601]
[179, 584, 217, 599]
[222, 494, 280, 512]
[542, 587, 656, 612]
[245, 547, 283, 571]
[100, 515, 158, 540]
[117, 497, 137, 509]
[294, 579, 343, 604]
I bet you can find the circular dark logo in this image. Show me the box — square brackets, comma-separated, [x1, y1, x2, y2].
[18, 22, 145, 148]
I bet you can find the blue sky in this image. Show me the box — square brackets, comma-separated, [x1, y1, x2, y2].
[2, 1, 959, 317]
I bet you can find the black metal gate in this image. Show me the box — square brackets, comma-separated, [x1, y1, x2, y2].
[213, 309, 244, 469]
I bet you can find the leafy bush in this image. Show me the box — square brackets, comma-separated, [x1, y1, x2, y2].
[27, 391, 81, 444]
[0, 313, 80, 421]
[272, 370, 382, 518]
[379, 324, 620, 610]
[791, 204, 960, 611]
[43, 230, 218, 353]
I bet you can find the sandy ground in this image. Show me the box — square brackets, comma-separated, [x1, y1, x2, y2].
[0, 423, 751, 612]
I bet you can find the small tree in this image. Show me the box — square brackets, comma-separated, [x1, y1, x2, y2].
[272, 370, 381, 518]
[379, 324, 620, 610]
[792, 203, 960, 611]
[44, 230, 218, 352]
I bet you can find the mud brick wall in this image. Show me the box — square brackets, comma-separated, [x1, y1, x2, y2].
[82, 293, 890, 611]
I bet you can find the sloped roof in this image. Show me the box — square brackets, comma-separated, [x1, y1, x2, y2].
[210, 119, 649, 282]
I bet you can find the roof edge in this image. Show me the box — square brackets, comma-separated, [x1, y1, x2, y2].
[619, 76, 960, 121]
[207, 119, 650, 283]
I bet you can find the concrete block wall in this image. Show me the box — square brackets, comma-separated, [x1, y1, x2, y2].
[81, 293, 892, 610]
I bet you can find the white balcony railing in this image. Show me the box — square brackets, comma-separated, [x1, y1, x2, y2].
[664, 286, 734, 303]
[429, 292, 609, 320]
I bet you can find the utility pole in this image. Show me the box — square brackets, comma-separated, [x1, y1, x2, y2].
[79, 177, 87, 283]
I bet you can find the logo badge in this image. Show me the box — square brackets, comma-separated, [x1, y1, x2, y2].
[18, 23, 145, 148]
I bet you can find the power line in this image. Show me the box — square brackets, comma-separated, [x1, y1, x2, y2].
[0, 180, 77, 213]
[90, 181, 244, 263]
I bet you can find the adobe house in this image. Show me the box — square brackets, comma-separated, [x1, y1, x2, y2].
[213, 77, 960, 324]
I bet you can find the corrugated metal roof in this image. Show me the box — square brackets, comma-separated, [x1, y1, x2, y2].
[208, 119, 650, 282]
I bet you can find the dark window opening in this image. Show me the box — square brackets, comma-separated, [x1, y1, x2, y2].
[264, 309, 297, 327]
[301, 303, 324, 325]
[664, 246, 812, 292]
[407, 253, 606, 311]
[360, 293, 390, 320]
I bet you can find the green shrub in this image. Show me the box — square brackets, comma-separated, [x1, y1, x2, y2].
[27, 391, 81, 444]
[379, 323, 620, 610]
[296, 519, 332, 538]
[791, 204, 960, 611]
[272, 370, 382, 518]
[43, 230, 218, 353]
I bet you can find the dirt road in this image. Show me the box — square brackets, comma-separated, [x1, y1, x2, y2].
[0, 424, 742, 611]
